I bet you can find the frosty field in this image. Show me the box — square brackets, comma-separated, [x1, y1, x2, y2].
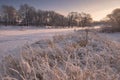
[0, 26, 102, 58]
[0, 27, 76, 59]
[0, 26, 120, 80]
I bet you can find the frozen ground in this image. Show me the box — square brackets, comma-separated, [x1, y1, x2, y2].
[103, 32, 120, 42]
[0, 27, 76, 59]
[1, 30, 120, 80]
[0, 26, 120, 79]
[100, 32, 120, 47]
[0, 26, 119, 60]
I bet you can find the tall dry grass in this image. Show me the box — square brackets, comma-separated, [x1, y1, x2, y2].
[0, 30, 120, 80]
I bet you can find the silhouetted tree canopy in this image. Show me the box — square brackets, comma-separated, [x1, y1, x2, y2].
[0, 4, 93, 28]
[106, 8, 120, 32]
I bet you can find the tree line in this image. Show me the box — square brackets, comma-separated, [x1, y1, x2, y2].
[100, 8, 120, 32]
[0, 4, 93, 28]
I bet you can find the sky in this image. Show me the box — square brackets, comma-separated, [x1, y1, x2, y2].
[0, 0, 120, 21]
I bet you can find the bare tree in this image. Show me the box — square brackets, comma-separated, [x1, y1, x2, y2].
[47, 11, 67, 28]
[80, 13, 92, 27]
[1, 5, 18, 26]
[19, 4, 37, 26]
[36, 10, 44, 26]
[67, 12, 78, 27]
[67, 12, 92, 27]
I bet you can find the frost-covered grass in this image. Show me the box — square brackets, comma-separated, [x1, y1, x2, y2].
[0, 30, 120, 80]
[0, 26, 100, 59]
[102, 32, 120, 42]
[0, 27, 75, 59]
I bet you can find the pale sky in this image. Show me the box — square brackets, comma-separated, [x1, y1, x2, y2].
[0, 0, 120, 21]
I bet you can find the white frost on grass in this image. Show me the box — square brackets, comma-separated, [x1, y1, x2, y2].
[103, 32, 120, 42]
[0, 26, 101, 59]
[100, 32, 120, 47]
[0, 27, 76, 60]
[0, 30, 120, 80]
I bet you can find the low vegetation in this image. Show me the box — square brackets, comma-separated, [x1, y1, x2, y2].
[0, 30, 120, 80]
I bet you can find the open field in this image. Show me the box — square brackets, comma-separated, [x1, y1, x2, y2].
[0, 26, 102, 59]
[0, 27, 76, 59]
[0, 29, 120, 80]
[0, 0, 120, 79]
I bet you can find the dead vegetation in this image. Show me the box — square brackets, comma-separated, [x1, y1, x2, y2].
[0, 30, 120, 80]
